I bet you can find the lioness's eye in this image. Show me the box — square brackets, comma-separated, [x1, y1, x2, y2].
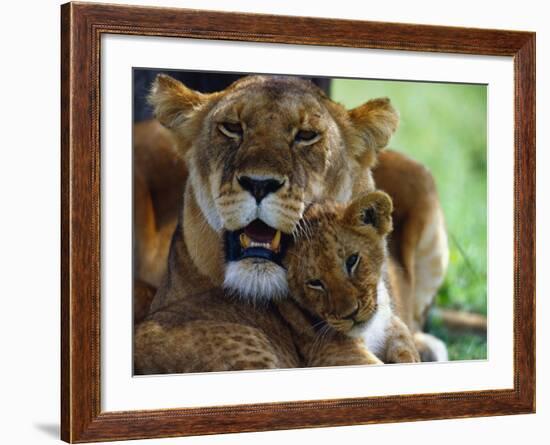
[345, 253, 360, 275]
[306, 279, 325, 291]
[218, 122, 243, 138]
[295, 130, 320, 145]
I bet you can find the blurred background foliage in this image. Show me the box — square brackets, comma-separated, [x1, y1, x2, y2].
[332, 79, 487, 360]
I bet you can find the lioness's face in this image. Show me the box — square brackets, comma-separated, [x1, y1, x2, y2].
[150, 75, 398, 301]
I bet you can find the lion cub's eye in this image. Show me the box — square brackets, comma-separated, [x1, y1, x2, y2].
[218, 122, 243, 138]
[306, 279, 325, 291]
[345, 253, 360, 275]
[295, 130, 320, 145]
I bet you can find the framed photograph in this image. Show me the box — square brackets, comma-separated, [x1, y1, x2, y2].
[61, 2, 535, 442]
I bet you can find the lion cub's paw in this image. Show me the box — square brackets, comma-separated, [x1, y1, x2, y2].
[386, 345, 421, 364]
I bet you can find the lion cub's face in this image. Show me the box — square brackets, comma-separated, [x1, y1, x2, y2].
[149, 75, 398, 301]
[285, 192, 393, 335]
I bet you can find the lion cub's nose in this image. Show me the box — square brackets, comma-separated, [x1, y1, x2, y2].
[238, 176, 285, 204]
[342, 304, 360, 321]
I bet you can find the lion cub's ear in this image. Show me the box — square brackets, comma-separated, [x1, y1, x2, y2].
[348, 98, 399, 152]
[343, 191, 393, 236]
[148, 74, 211, 129]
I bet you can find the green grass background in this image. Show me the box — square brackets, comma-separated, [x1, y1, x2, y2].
[331, 79, 487, 360]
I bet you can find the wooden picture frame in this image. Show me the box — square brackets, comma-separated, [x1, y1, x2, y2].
[61, 2, 535, 442]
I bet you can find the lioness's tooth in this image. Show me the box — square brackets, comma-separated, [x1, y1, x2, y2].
[271, 230, 281, 251]
[240, 233, 251, 248]
[250, 241, 271, 249]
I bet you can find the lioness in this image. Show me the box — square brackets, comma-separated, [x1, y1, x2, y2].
[134, 75, 448, 373]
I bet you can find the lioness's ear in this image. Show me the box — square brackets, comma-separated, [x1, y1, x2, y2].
[148, 74, 210, 129]
[344, 191, 393, 236]
[348, 98, 399, 152]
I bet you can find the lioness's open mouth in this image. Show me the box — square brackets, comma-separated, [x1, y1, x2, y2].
[224, 219, 289, 266]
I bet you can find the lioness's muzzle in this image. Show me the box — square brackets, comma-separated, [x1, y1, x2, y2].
[224, 219, 289, 266]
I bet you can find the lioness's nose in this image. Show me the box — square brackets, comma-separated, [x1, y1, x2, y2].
[238, 176, 285, 203]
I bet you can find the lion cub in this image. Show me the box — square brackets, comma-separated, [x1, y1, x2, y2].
[278, 191, 420, 367]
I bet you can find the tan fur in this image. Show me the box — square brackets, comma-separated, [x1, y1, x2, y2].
[280, 193, 419, 365]
[133, 120, 187, 288]
[372, 150, 449, 331]
[134, 75, 446, 373]
[135, 289, 300, 374]
[133, 279, 157, 324]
